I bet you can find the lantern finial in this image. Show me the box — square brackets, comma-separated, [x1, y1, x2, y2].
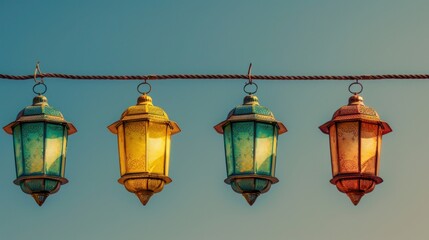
[32, 193, 49, 206]
[242, 193, 260, 206]
[347, 192, 364, 206]
[135, 191, 154, 206]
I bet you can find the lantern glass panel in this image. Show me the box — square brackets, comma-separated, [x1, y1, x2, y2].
[376, 127, 382, 175]
[165, 127, 171, 176]
[60, 127, 68, 177]
[338, 179, 359, 192]
[255, 123, 274, 175]
[271, 126, 278, 176]
[360, 179, 375, 192]
[337, 122, 359, 173]
[22, 123, 44, 175]
[329, 124, 339, 175]
[45, 123, 65, 176]
[45, 179, 59, 192]
[360, 122, 378, 174]
[117, 124, 126, 175]
[232, 122, 254, 174]
[13, 125, 24, 177]
[124, 121, 147, 173]
[223, 124, 234, 176]
[147, 122, 167, 174]
[23, 179, 44, 192]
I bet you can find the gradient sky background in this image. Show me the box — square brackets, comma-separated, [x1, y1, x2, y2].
[1, 1, 429, 239]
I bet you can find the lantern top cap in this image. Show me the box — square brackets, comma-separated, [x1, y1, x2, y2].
[319, 94, 392, 135]
[3, 95, 77, 135]
[107, 94, 181, 135]
[33, 95, 49, 106]
[137, 94, 153, 105]
[243, 95, 259, 105]
[214, 94, 287, 134]
[348, 94, 364, 105]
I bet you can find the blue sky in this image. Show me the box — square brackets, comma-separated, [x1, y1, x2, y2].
[1, 1, 429, 239]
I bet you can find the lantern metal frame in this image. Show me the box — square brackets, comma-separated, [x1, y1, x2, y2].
[3, 92, 77, 206]
[108, 89, 180, 206]
[319, 84, 392, 205]
[214, 81, 287, 205]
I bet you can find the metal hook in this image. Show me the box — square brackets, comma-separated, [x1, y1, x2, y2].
[244, 63, 258, 94]
[247, 63, 253, 84]
[33, 62, 44, 84]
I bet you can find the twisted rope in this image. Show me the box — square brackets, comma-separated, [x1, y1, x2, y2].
[2, 73, 429, 81]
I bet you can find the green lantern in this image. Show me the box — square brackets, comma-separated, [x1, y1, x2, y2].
[3, 95, 77, 206]
[214, 94, 287, 205]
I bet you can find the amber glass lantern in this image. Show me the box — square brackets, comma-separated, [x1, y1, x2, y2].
[214, 90, 287, 205]
[319, 90, 392, 205]
[3, 94, 77, 206]
[108, 91, 180, 206]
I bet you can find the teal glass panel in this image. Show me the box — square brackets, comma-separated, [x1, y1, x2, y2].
[232, 122, 255, 174]
[255, 179, 269, 192]
[20, 179, 44, 193]
[271, 127, 278, 176]
[232, 178, 255, 192]
[223, 124, 234, 176]
[22, 123, 45, 175]
[45, 179, 60, 192]
[45, 124, 65, 176]
[255, 123, 274, 175]
[61, 130, 68, 177]
[13, 125, 24, 177]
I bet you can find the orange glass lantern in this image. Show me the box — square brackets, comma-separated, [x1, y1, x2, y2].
[108, 85, 180, 206]
[319, 86, 392, 205]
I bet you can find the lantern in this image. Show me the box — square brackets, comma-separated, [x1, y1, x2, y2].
[319, 93, 392, 205]
[214, 94, 287, 205]
[108, 93, 180, 206]
[3, 94, 77, 206]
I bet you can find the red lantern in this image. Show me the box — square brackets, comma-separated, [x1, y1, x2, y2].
[319, 93, 392, 205]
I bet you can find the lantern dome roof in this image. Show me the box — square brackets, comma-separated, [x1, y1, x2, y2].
[319, 94, 392, 135]
[3, 95, 77, 135]
[214, 95, 287, 134]
[107, 94, 180, 135]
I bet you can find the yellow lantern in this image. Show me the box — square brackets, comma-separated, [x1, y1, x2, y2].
[319, 83, 392, 205]
[108, 88, 180, 206]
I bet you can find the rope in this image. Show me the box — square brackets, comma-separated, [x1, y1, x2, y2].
[2, 73, 429, 81]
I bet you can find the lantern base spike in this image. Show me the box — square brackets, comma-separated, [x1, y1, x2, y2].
[32, 193, 49, 206]
[135, 191, 154, 206]
[346, 192, 364, 206]
[242, 192, 260, 206]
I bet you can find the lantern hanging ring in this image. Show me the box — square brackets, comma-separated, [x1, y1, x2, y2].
[348, 78, 363, 95]
[137, 75, 155, 94]
[243, 63, 258, 95]
[32, 82, 47, 95]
